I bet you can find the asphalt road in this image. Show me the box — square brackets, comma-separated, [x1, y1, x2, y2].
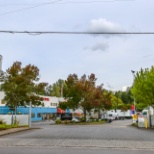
[0, 147, 154, 154]
[0, 120, 154, 154]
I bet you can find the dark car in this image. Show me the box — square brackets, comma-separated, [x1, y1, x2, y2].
[60, 113, 73, 121]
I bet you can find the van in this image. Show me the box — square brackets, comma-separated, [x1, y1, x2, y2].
[101, 113, 113, 122]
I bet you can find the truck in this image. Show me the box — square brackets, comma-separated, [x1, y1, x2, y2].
[101, 110, 118, 121]
[116, 109, 132, 119]
[142, 106, 154, 117]
[101, 109, 132, 120]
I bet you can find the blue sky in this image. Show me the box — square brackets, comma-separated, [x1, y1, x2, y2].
[0, 0, 154, 91]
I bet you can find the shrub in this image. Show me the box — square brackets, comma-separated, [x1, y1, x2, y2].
[91, 118, 95, 122]
[55, 119, 61, 124]
[63, 120, 69, 124]
[0, 124, 12, 130]
[80, 117, 85, 122]
[0, 119, 6, 125]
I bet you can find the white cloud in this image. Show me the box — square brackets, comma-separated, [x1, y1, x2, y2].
[122, 86, 127, 92]
[84, 42, 109, 52]
[88, 18, 126, 37]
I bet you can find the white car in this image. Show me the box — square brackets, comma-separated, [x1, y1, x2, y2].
[101, 114, 113, 122]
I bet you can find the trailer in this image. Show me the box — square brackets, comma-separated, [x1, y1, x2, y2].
[116, 109, 132, 119]
[101, 109, 132, 120]
[101, 110, 118, 121]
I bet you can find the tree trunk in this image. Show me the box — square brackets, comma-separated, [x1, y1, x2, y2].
[83, 108, 86, 122]
[98, 109, 101, 119]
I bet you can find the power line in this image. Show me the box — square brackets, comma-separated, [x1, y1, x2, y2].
[0, 0, 62, 17]
[52, 0, 136, 5]
[0, 30, 154, 35]
[0, 0, 135, 16]
[0, 1, 62, 6]
[0, 0, 135, 6]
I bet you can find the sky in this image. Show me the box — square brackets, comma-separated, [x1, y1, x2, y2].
[0, 0, 154, 91]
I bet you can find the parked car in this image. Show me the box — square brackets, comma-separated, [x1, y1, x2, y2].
[61, 113, 72, 121]
[101, 113, 113, 122]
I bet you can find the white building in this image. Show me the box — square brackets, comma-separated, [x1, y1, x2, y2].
[0, 91, 65, 108]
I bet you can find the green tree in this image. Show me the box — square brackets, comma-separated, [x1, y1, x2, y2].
[63, 73, 98, 121]
[92, 86, 112, 118]
[1, 61, 45, 112]
[131, 66, 154, 108]
[115, 89, 133, 105]
[63, 74, 81, 110]
[111, 94, 124, 111]
[49, 79, 66, 97]
[35, 82, 48, 95]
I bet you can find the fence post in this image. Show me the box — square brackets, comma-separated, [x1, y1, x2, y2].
[28, 101, 32, 128]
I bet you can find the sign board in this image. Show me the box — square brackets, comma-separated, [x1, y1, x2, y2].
[138, 116, 144, 123]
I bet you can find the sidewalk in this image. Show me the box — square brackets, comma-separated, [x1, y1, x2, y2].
[0, 127, 38, 136]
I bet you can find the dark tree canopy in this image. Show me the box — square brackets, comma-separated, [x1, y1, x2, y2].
[62, 73, 112, 121]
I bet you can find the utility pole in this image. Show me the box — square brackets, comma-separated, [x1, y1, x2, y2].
[59, 82, 63, 102]
[0, 55, 2, 74]
[131, 70, 136, 114]
[29, 101, 32, 128]
[131, 70, 137, 123]
[0, 55, 2, 91]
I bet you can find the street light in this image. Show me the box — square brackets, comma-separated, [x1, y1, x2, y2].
[131, 70, 136, 114]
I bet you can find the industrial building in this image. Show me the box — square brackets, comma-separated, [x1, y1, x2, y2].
[0, 91, 69, 121]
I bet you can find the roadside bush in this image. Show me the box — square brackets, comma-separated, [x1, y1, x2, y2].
[90, 118, 95, 122]
[63, 120, 69, 124]
[55, 119, 61, 124]
[70, 121, 75, 124]
[80, 117, 85, 122]
[0, 124, 12, 130]
[0, 119, 6, 125]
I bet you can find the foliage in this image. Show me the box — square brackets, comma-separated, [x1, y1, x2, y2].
[59, 101, 69, 110]
[47, 79, 66, 97]
[92, 86, 112, 118]
[1, 61, 45, 111]
[121, 105, 128, 112]
[55, 119, 61, 124]
[63, 73, 97, 121]
[111, 94, 124, 111]
[111, 88, 134, 111]
[62, 73, 112, 121]
[63, 74, 82, 110]
[135, 103, 147, 112]
[0, 119, 5, 125]
[0, 119, 28, 130]
[131, 66, 154, 108]
[35, 82, 48, 95]
[0, 124, 27, 130]
[114, 89, 133, 104]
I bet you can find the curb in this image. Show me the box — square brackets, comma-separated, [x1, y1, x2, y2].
[0, 127, 40, 136]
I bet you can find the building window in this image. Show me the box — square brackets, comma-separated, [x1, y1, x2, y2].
[31, 113, 35, 118]
[37, 113, 42, 118]
[50, 103, 58, 106]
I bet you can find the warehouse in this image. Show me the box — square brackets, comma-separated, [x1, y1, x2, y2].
[0, 91, 69, 121]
